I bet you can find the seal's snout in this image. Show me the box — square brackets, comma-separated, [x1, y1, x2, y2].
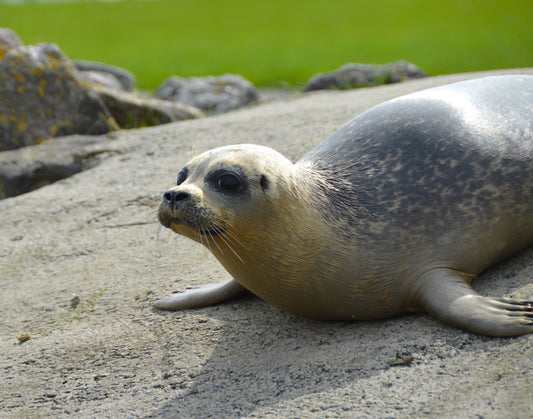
[163, 189, 190, 205]
[159, 189, 191, 228]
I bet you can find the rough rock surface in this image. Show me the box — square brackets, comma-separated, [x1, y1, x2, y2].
[1, 69, 532, 417]
[305, 61, 428, 91]
[0, 133, 120, 199]
[0, 43, 117, 151]
[74, 60, 136, 92]
[79, 70, 125, 91]
[154, 74, 259, 114]
[94, 87, 203, 129]
[0, 28, 22, 57]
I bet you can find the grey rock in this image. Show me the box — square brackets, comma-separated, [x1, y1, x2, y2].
[74, 60, 136, 92]
[380, 61, 429, 83]
[154, 74, 259, 114]
[94, 87, 203, 129]
[0, 28, 23, 55]
[0, 43, 118, 151]
[79, 70, 125, 91]
[0, 134, 116, 199]
[304, 61, 428, 91]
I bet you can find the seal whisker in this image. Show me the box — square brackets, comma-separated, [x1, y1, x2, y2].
[212, 225, 246, 264]
[202, 229, 217, 256]
[155, 224, 168, 257]
[206, 226, 226, 257]
[223, 227, 253, 262]
[195, 229, 209, 252]
[221, 227, 248, 251]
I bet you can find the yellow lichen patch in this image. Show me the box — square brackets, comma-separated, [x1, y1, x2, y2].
[70, 77, 81, 88]
[30, 67, 45, 77]
[46, 52, 59, 62]
[49, 124, 58, 135]
[57, 119, 73, 128]
[10, 115, 28, 132]
[13, 71, 25, 83]
[17, 86, 25, 94]
[38, 79, 47, 96]
[17, 120, 28, 132]
[81, 80, 95, 89]
[0, 114, 7, 125]
[96, 113, 120, 131]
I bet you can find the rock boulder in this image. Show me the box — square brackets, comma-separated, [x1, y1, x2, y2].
[0, 28, 22, 58]
[0, 43, 118, 151]
[74, 60, 136, 92]
[154, 74, 259, 114]
[94, 87, 203, 129]
[0, 134, 119, 199]
[305, 61, 428, 91]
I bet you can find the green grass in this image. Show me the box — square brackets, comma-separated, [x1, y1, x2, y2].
[1, 0, 532, 89]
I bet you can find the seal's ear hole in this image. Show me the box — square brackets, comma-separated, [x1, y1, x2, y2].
[177, 167, 188, 185]
[260, 175, 269, 192]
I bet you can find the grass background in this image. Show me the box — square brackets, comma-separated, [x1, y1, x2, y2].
[1, 0, 532, 89]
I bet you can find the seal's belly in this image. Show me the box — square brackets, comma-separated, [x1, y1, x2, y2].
[235, 211, 533, 321]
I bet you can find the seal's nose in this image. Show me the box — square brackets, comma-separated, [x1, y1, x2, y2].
[163, 189, 190, 205]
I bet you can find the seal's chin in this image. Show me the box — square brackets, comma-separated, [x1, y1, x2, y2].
[167, 219, 227, 237]
[157, 208, 178, 229]
[159, 218, 172, 229]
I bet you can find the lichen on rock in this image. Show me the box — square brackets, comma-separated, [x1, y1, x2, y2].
[0, 43, 118, 151]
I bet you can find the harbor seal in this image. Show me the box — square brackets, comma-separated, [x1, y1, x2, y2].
[156, 75, 533, 337]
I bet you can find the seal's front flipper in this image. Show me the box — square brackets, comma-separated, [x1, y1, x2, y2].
[409, 268, 533, 337]
[154, 278, 248, 311]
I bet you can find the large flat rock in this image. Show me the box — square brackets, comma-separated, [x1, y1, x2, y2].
[1, 69, 532, 417]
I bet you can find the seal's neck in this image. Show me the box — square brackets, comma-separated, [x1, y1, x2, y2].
[209, 167, 337, 305]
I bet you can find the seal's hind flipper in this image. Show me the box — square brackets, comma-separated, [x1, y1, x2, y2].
[154, 278, 248, 311]
[409, 268, 533, 337]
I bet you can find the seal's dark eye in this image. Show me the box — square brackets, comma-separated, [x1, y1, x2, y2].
[218, 173, 241, 192]
[177, 168, 188, 185]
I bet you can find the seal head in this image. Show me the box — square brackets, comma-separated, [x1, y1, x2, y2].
[158, 144, 300, 242]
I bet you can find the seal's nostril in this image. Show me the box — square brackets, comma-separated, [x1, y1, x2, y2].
[163, 190, 190, 204]
[175, 191, 190, 201]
